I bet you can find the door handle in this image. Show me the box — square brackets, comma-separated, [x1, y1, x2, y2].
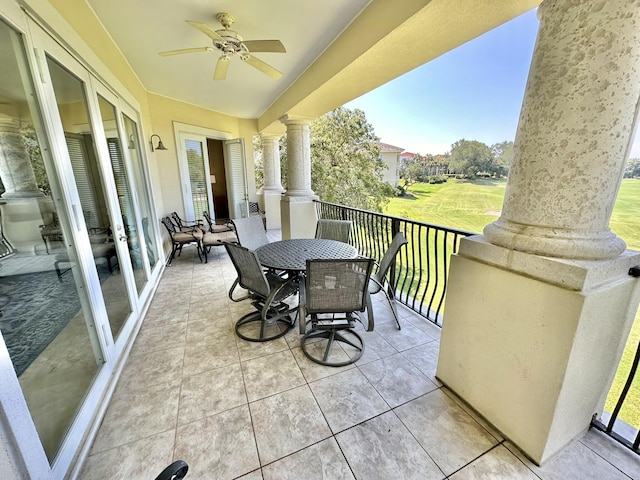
[119, 234, 128, 242]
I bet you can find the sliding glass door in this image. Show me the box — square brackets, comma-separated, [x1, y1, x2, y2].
[0, 18, 106, 463]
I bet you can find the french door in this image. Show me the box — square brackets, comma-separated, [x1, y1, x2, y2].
[0, 17, 161, 477]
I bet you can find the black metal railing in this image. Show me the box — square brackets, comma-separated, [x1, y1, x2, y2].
[590, 266, 640, 456]
[316, 200, 474, 325]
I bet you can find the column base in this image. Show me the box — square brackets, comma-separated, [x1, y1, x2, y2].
[280, 196, 318, 239]
[484, 218, 627, 260]
[436, 235, 640, 465]
[263, 190, 283, 230]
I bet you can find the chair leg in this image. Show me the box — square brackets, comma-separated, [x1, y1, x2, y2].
[382, 289, 401, 330]
[301, 328, 364, 367]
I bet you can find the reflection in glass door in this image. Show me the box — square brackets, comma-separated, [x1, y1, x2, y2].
[0, 19, 104, 461]
[46, 58, 133, 341]
[96, 95, 147, 295]
[123, 114, 158, 270]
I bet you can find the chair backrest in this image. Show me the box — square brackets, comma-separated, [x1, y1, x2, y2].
[161, 216, 177, 235]
[231, 216, 269, 251]
[315, 219, 352, 243]
[305, 258, 374, 314]
[224, 242, 270, 298]
[202, 211, 214, 230]
[374, 232, 409, 285]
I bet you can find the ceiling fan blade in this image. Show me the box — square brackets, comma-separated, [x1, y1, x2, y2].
[242, 40, 286, 53]
[186, 20, 225, 42]
[159, 47, 212, 57]
[243, 54, 282, 79]
[213, 57, 230, 80]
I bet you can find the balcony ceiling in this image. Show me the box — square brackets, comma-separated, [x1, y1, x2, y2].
[85, 0, 540, 131]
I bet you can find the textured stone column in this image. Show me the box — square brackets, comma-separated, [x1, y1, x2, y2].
[484, 0, 640, 260]
[281, 115, 314, 197]
[437, 0, 640, 466]
[260, 133, 284, 192]
[0, 116, 44, 199]
[260, 133, 284, 229]
[279, 115, 317, 239]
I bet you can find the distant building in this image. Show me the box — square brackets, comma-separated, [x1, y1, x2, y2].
[399, 151, 417, 168]
[376, 142, 404, 187]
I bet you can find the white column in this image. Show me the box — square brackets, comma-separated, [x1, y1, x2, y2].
[260, 133, 284, 229]
[279, 115, 318, 239]
[437, 0, 640, 466]
[483, 0, 640, 261]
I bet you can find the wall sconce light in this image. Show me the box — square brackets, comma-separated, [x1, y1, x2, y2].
[128, 134, 136, 149]
[150, 134, 168, 152]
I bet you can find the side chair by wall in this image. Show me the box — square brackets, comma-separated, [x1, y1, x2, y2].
[161, 216, 202, 266]
[299, 257, 374, 366]
[224, 242, 299, 342]
[368, 231, 408, 329]
[315, 219, 352, 243]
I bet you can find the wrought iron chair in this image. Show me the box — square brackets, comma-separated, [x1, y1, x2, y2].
[202, 210, 235, 234]
[315, 219, 352, 243]
[161, 216, 202, 265]
[224, 242, 299, 342]
[231, 216, 270, 251]
[368, 231, 408, 329]
[300, 257, 374, 366]
[171, 211, 204, 232]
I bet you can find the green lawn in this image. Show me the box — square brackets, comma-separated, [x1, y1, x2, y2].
[385, 178, 640, 428]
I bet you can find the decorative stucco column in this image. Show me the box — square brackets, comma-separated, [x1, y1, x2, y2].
[279, 115, 318, 239]
[0, 116, 44, 199]
[260, 133, 284, 230]
[437, 0, 640, 466]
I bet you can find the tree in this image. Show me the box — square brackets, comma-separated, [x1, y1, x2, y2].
[449, 139, 502, 178]
[491, 140, 514, 176]
[309, 107, 390, 211]
[624, 158, 640, 178]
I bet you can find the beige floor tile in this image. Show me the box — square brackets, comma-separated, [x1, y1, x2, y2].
[336, 411, 444, 480]
[290, 345, 355, 383]
[262, 437, 355, 480]
[505, 438, 632, 480]
[174, 405, 259, 480]
[250, 385, 332, 465]
[359, 352, 439, 407]
[579, 429, 640, 480]
[354, 329, 397, 365]
[374, 321, 433, 351]
[401, 340, 443, 386]
[178, 363, 247, 426]
[236, 334, 291, 362]
[90, 380, 180, 454]
[130, 321, 187, 356]
[80, 429, 175, 480]
[395, 389, 499, 476]
[182, 336, 240, 376]
[116, 346, 184, 393]
[237, 469, 264, 479]
[309, 368, 389, 433]
[449, 445, 538, 479]
[241, 350, 306, 402]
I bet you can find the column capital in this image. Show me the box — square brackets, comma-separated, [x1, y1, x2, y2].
[279, 114, 314, 126]
[259, 133, 283, 143]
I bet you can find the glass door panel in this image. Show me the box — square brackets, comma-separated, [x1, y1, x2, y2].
[45, 58, 133, 341]
[95, 95, 146, 294]
[122, 114, 158, 270]
[180, 137, 212, 221]
[0, 19, 105, 462]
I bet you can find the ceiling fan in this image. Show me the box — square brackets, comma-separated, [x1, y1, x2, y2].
[159, 13, 286, 81]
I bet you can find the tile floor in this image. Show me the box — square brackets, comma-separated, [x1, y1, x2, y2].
[78, 243, 640, 480]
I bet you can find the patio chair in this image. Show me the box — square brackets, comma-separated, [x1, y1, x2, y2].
[171, 211, 204, 232]
[224, 242, 299, 342]
[299, 257, 374, 366]
[315, 219, 352, 243]
[161, 216, 203, 265]
[231, 215, 270, 251]
[202, 210, 235, 234]
[368, 231, 408, 329]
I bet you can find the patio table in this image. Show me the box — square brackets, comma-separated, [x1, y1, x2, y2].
[255, 238, 359, 332]
[255, 238, 358, 272]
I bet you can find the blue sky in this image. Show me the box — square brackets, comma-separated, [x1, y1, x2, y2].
[345, 8, 640, 159]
